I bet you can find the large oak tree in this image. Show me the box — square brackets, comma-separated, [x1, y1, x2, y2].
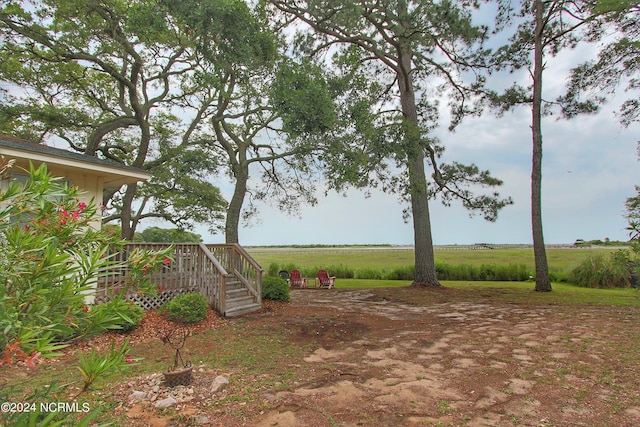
[159, 0, 335, 244]
[0, 0, 320, 243]
[0, 0, 231, 238]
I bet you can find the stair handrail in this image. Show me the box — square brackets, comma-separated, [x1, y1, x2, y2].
[231, 243, 263, 305]
[198, 243, 227, 275]
[197, 243, 228, 313]
[206, 243, 263, 305]
[230, 243, 262, 272]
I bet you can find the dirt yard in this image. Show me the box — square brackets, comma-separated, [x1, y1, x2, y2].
[8, 287, 640, 427]
[243, 288, 640, 427]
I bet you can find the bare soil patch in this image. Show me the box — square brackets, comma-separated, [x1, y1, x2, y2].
[246, 288, 640, 427]
[5, 287, 640, 427]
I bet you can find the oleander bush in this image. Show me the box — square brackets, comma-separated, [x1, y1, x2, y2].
[114, 301, 146, 332]
[0, 161, 172, 365]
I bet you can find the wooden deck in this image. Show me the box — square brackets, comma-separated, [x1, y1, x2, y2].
[96, 243, 263, 317]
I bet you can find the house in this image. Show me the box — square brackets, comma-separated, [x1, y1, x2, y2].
[0, 135, 151, 229]
[0, 135, 262, 317]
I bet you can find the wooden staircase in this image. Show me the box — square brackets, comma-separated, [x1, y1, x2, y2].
[224, 273, 261, 317]
[99, 243, 263, 318]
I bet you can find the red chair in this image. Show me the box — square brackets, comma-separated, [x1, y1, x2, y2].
[289, 269, 306, 288]
[317, 270, 335, 289]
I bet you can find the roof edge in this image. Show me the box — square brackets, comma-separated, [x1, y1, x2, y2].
[0, 135, 151, 180]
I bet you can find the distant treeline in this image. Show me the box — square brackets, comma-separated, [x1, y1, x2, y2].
[248, 244, 394, 248]
[574, 239, 630, 247]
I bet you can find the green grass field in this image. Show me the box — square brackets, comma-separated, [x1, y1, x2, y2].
[329, 278, 640, 306]
[248, 246, 623, 278]
[253, 246, 640, 306]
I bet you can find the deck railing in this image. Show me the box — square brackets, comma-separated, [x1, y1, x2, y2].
[97, 243, 236, 314]
[206, 243, 263, 305]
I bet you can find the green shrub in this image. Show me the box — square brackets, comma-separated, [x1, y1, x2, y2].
[265, 262, 298, 279]
[163, 293, 208, 323]
[267, 262, 280, 277]
[434, 262, 530, 281]
[327, 264, 355, 278]
[259, 260, 537, 283]
[569, 250, 634, 288]
[88, 298, 146, 334]
[548, 271, 567, 283]
[262, 276, 290, 301]
[298, 265, 354, 279]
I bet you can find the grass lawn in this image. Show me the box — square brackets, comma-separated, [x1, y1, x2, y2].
[327, 278, 640, 306]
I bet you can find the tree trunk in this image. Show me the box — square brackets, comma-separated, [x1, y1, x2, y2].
[408, 154, 440, 286]
[120, 183, 137, 240]
[531, 0, 552, 292]
[225, 163, 248, 244]
[397, 37, 440, 287]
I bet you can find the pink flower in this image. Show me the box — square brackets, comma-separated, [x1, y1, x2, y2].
[163, 257, 171, 265]
[24, 352, 41, 369]
[78, 202, 87, 211]
[72, 211, 80, 219]
[60, 219, 67, 225]
[125, 356, 135, 364]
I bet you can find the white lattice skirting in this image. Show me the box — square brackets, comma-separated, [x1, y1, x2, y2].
[95, 288, 198, 310]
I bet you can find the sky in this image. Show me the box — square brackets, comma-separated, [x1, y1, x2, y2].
[176, 43, 639, 247]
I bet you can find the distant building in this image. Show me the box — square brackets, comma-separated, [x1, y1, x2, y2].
[0, 135, 151, 229]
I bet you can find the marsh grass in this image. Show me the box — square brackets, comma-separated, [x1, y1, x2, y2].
[249, 246, 618, 269]
[250, 247, 621, 283]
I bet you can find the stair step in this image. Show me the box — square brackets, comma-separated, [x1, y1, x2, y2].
[226, 294, 255, 305]
[225, 302, 261, 317]
[222, 273, 260, 317]
[226, 288, 249, 298]
[226, 280, 242, 289]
